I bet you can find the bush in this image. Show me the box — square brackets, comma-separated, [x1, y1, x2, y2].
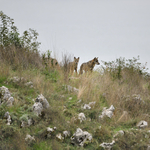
[0, 11, 42, 69]
[101, 56, 148, 80]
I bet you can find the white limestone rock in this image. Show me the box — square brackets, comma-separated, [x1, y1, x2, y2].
[66, 85, 79, 93]
[78, 113, 86, 123]
[4, 111, 12, 125]
[35, 94, 49, 109]
[9, 76, 25, 83]
[71, 128, 92, 147]
[99, 105, 115, 119]
[25, 134, 35, 144]
[47, 127, 56, 138]
[82, 101, 96, 110]
[20, 117, 34, 128]
[63, 131, 70, 138]
[25, 81, 33, 88]
[0, 86, 14, 106]
[32, 102, 43, 116]
[147, 145, 150, 150]
[137, 120, 148, 129]
[82, 104, 91, 109]
[100, 140, 115, 150]
[56, 133, 64, 140]
[113, 130, 124, 138]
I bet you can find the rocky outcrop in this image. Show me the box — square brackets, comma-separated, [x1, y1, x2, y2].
[99, 140, 115, 150]
[25, 134, 35, 144]
[4, 111, 12, 125]
[24, 81, 33, 88]
[33, 94, 49, 116]
[71, 128, 92, 147]
[35, 94, 49, 109]
[20, 115, 34, 128]
[82, 101, 96, 110]
[56, 133, 64, 141]
[63, 131, 70, 138]
[47, 127, 57, 138]
[99, 105, 115, 119]
[33, 102, 43, 116]
[9, 76, 25, 84]
[0, 86, 14, 106]
[78, 113, 86, 123]
[66, 85, 79, 93]
[137, 120, 148, 129]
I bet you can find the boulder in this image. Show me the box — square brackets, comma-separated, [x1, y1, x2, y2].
[78, 113, 86, 123]
[71, 128, 92, 147]
[47, 127, 56, 138]
[33, 94, 49, 116]
[63, 131, 70, 138]
[25, 134, 35, 144]
[25, 81, 33, 88]
[82, 104, 91, 109]
[99, 105, 115, 119]
[56, 133, 64, 141]
[9, 76, 25, 83]
[82, 101, 96, 110]
[20, 116, 34, 128]
[35, 94, 49, 109]
[99, 140, 115, 150]
[66, 85, 79, 93]
[0, 86, 14, 106]
[33, 102, 43, 116]
[113, 130, 124, 138]
[4, 111, 12, 125]
[137, 120, 148, 128]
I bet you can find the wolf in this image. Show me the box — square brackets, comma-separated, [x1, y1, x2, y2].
[43, 57, 60, 69]
[48, 58, 59, 68]
[79, 57, 100, 74]
[68, 57, 80, 75]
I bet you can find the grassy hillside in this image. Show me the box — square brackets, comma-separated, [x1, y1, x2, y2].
[0, 11, 150, 150]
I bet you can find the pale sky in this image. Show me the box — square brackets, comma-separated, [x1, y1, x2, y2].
[1, 0, 150, 71]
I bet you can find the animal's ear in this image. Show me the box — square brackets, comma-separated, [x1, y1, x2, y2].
[78, 57, 80, 59]
[74, 57, 76, 59]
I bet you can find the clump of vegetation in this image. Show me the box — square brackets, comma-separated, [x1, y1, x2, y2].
[0, 11, 150, 150]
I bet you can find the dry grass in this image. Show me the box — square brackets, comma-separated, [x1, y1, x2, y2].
[0, 45, 42, 70]
[0, 46, 150, 149]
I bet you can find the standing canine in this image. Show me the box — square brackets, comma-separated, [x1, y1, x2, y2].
[79, 57, 100, 74]
[68, 57, 80, 75]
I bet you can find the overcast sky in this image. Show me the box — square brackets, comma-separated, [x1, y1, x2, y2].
[1, 0, 150, 71]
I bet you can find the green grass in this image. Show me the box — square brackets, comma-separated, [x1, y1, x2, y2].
[0, 58, 150, 150]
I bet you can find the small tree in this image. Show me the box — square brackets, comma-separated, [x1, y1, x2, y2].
[101, 56, 148, 80]
[0, 11, 40, 51]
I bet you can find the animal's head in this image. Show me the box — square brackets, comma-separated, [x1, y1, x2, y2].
[93, 57, 100, 65]
[74, 57, 80, 65]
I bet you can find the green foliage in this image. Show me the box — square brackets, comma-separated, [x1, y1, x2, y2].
[0, 76, 7, 84]
[0, 11, 40, 51]
[32, 141, 52, 150]
[94, 126, 112, 143]
[0, 11, 20, 47]
[42, 69, 60, 82]
[1, 10, 150, 150]
[0, 105, 7, 119]
[101, 56, 148, 80]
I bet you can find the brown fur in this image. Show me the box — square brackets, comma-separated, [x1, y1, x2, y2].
[44, 57, 60, 69]
[79, 57, 100, 74]
[68, 57, 80, 75]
